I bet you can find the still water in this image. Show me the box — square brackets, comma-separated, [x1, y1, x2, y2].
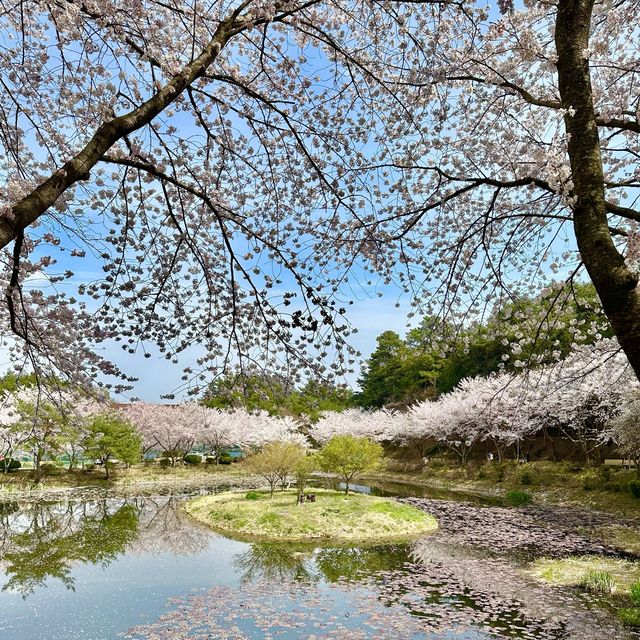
[0, 487, 632, 640]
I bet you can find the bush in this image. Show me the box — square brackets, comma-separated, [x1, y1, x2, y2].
[205, 456, 216, 465]
[598, 465, 612, 482]
[219, 455, 233, 465]
[159, 457, 171, 468]
[629, 480, 640, 499]
[184, 454, 202, 466]
[40, 461, 62, 475]
[505, 490, 533, 507]
[0, 458, 21, 472]
[245, 491, 260, 500]
[630, 581, 640, 606]
[582, 472, 600, 491]
[518, 469, 533, 485]
[618, 608, 640, 627]
[579, 570, 615, 595]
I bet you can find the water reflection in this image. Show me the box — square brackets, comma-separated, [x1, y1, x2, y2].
[1, 500, 138, 597]
[0, 496, 634, 640]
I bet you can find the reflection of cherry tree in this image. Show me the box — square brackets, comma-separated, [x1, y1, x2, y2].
[131, 496, 211, 557]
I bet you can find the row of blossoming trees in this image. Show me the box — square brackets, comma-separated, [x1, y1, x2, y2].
[1, 339, 639, 475]
[0, 389, 309, 476]
[310, 340, 640, 467]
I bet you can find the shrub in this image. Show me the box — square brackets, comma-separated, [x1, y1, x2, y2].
[184, 454, 202, 466]
[219, 454, 233, 465]
[159, 457, 171, 468]
[629, 481, 640, 499]
[505, 490, 533, 507]
[631, 581, 640, 606]
[0, 458, 21, 472]
[618, 608, 640, 627]
[598, 465, 612, 482]
[582, 472, 600, 491]
[40, 461, 62, 475]
[205, 456, 216, 465]
[579, 570, 615, 595]
[245, 491, 260, 500]
[84, 463, 96, 472]
[519, 470, 533, 485]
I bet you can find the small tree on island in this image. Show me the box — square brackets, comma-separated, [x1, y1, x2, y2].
[246, 442, 306, 498]
[318, 435, 384, 495]
[83, 414, 142, 479]
[294, 454, 319, 502]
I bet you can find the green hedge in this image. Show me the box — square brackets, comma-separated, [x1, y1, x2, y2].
[0, 458, 20, 472]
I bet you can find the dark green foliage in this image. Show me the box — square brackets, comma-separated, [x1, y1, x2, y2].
[630, 581, 640, 606]
[245, 491, 261, 500]
[202, 371, 352, 420]
[83, 413, 141, 479]
[618, 608, 640, 627]
[505, 490, 533, 507]
[357, 283, 613, 407]
[519, 471, 533, 485]
[629, 481, 640, 498]
[582, 472, 600, 491]
[219, 454, 233, 465]
[183, 454, 202, 465]
[159, 458, 171, 468]
[0, 458, 20, 472]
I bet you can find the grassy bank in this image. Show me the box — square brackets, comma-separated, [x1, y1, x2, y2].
[527, 556, 640, 628]
[364, 460, 640, 515]
[184, 489, 438, 543]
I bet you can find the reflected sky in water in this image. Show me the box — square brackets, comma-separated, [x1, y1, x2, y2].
[0, 491, 633, 639]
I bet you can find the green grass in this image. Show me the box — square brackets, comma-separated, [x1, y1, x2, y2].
[579, 570, 615, 595]
[505, 490, 533, 506]
[528, 556, 640, 592]
[618, 607, 640, 627]
[366, 460, 640, 515]
[184, 489, 438, 543]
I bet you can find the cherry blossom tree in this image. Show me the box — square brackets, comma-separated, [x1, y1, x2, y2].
[0, 0, 453, 394]
[0, 0, 638, 405]
[309, 408, 397, 445]
[122, 402, 200, 464]
[528, 340, 635, 465]
[609, 392, 640, 475]
[0, 392, 26, 471]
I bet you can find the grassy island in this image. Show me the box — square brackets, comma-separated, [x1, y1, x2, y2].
[184, 489, 438, 543]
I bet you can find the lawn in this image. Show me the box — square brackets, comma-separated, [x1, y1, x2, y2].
[184, 489, 438, 543]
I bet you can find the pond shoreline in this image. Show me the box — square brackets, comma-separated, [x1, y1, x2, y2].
[0, 473, 266, 501]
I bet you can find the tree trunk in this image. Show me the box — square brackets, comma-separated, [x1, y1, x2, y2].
[556, 0, 640, 378]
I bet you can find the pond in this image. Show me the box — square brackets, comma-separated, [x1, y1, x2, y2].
[0, 483, 636, 639]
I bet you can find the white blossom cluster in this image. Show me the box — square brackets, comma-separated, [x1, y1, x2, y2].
[312, 339, 637, 463]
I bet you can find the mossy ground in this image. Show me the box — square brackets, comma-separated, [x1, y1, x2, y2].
[184, 489, 438, 543]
